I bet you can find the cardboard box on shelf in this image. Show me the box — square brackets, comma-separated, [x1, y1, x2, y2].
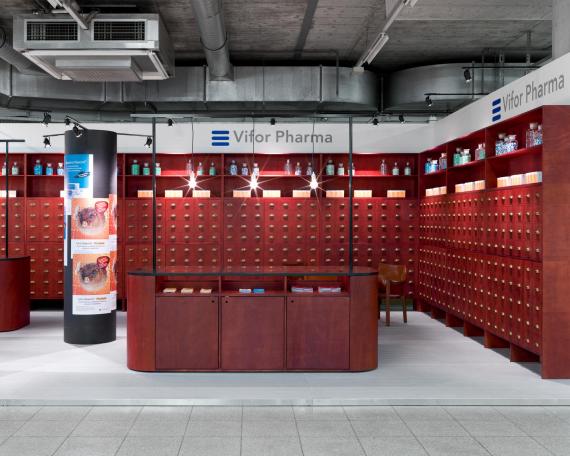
[137, 190, 153, 198]
[263, 190, 281, 198]
[325, 190, 344, 198]
[192, 190, 211, 198]
[387, 190, 406, 198]
[233, 190, 251, 198]
[292, 190, 311, 198]
[354, 190, 372, 198]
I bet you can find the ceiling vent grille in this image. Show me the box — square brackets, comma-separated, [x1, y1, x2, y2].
[26, 21, 78, 41]
[94, 21, 145, 41]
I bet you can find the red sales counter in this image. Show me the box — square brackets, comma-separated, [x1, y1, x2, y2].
[0, 256, 30, 331]
[127, 266, 378, 372]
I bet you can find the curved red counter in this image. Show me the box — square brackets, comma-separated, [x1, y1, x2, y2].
[0, 256, 30, 332]
[127, 266, 378, 372]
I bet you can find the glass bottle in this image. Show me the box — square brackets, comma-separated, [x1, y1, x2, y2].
[392, 162, 400, 175]
[209, 162, 216, 176]
[196, 162, 204, 176]
[404, 161, 412, 176]
[241, 163, 249, 176]
[526, 122, 537, 148]
[1, 162, 6, 176]
[252, 162, 259, 177]
[535, 125, 543, 145]
[508, 134, 518, 152]
[34, 159, 43, 176]
[351, 162, 356, 175]
[186, 160, 194, 175]
[337, 163, 345, 175]
[11, 162, 19, 175]
[229, 160, 238, 176]
[325, 159, 335, 176]
[439, 153, 447, 170]
[424, 158, 431, 175]
[306, 162, 313, 176]
[430, 159, 438, 173]
[495, 133, 506, 155]
[380, 159, 388, 175]
[294, 162, 302, 176]
[131, 159, 140, 176]
[45, 163, 54, 176]
[155, 162, 161, 176]
[284, 159, 292, 175]
[462, 149, 470, 164]
[475, 144, 486, 160]
[142, 162, 150, 176]
[453, 148, 461, 166]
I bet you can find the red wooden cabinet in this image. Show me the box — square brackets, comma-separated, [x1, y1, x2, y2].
[221, 296, 285, 370]
[286, 296, 350, 370]
[156, 296, 219, 370]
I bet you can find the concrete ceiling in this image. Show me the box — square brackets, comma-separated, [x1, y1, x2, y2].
[0, 0, 553, 71]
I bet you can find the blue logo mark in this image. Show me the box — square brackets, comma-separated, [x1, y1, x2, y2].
[211, 130, 230, 147]
[491, 98, 501, 122]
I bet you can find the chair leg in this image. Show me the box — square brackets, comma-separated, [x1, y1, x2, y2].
[402, 295, 408, 323]
[385, 282, 391, 326]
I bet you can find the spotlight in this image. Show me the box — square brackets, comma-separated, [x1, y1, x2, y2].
[309, 172, 319, 190]
[372, 117, 379, 126]
[188, 170, 197, 190]
[64, 117, 71, 126]
[270, 118, 276, 126]
[399, 114, 405, 123]
[464, 69, 472, 83]
[72, 124, 83, 138]
[167, 118, 174, 127]
[249, 173, 258, 191]
[42, 112, 51, 127]
[145, 136, 153, 148]
[43, 137, 51, 148]
[425, 95, 433, 107]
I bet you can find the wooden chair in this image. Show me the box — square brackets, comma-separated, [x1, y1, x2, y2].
[377, 264, 408, 326]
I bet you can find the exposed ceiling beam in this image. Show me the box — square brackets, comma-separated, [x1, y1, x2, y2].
[294, 0, 319, 59]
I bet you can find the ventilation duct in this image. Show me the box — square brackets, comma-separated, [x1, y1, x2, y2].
[0, 27, 45, 76]
[190, 0, 233, 81]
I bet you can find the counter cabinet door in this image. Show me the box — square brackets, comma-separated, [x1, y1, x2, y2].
[156, 297, 219, 370]
[221, 296, 285, 371]
[286, 296, 350, 370]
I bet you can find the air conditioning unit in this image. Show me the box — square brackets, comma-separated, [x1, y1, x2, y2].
[12, 14, 174, 81]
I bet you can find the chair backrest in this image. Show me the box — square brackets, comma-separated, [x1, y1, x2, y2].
[378, 263, 407, 285]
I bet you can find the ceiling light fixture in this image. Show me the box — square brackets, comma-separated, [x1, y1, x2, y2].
[425, 95, 433, 107]
[464, 69, 472, 83]
[43, 137, 51, 148]
[270, 118, 276, 126]
[145, 136, 153, 148]
[42, 112, 51, 127]
[72, 124, 83, 138]
[64, 117, 71, 126]
[167, 118, 174, 127]
[372, 117, 379, 126]
[399, 114, 405, 123]
[358, 33, 389, 66]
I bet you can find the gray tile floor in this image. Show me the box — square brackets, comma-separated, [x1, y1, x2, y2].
[1, 405, 570, 456]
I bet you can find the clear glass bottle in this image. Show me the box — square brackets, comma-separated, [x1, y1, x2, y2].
[337, 163, 345, 175]
[241, 163, 249, 176]
[439, 153, 447, 170]
[508, 134, 518, 152]
[430, 159, 438, 173]
[131, 159, 140, 176]
[229, 160, 238, 176]
[284, 159, 292, 175]
[462, 149, 470, 164]
[34, 159, 43, 176]
[186, 160, 194, 175]
[155, 162, 161, 176]
[453, 148, 461, 166]
[45, 163, 54, 176]
[404, 161, 412, 176]
[142, 162, 150, 176]
[424, 158, 431, 174]
[326, 159, 335, 176]
[57, 163, 65, 176]
[11, 162, 19, 175]
[380, 159, 388, 175]
[535, 125, 543, 145]
[294, 162, 302, 176]
[209, 162, 216, 176]
[526, 122, 537, 148]
[306, 162, 313, 176]
[495, 133, 506, 155]
[475, 144, 486, 160]
[1, 162, 6, 176]
[392, 162, 400, 175]
[196, 162, 204, 176]
[252, 162, 259, 177]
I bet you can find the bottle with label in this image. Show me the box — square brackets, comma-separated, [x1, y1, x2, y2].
[351, 162, 356, 175]
[57, 163, 65, 176]
[306, 162, 313, 176]
[11, 162, 19, 175]
[155, 163, 161, 176]
[337, 163, 345, 175]
[1, 162, 6, 176]
[209, 162, 216, 176]
[392, 162, 400, 175]
[34, 159, 43, 176]
[294, 162, 302, 176]
[241, 163, 249, 176]
[284, 159, 292, 175]
[475, 144, 486, 160]
[326, 159, 335, 176]
[430, 159, 438, 173]
[439, 153, 447, 170]
[229, 160, 238, 176]
[142, 162, 150, 176]
[380, 159, 388, 175]
[508, 134, 518, 152]
[495, 133, 506, 155]
[404, 162, 412, 176]
[453, 148, 461, 166]
[461, 149, 470, 164]
[45, 163, 54, 176]
[196, 162, 204, 176]
[526, 122, 537, 148]
[424, 158, 431, 175]
[131, 159, 140, 175]
[252, 162, 259, 176]
[535, 125, 543, 145]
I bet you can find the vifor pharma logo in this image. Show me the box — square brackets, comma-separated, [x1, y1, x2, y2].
[491, 98, 501, 122]
[211, 130, 230, 147]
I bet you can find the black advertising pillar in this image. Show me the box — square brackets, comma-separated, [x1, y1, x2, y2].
[64, 130, 117, 344]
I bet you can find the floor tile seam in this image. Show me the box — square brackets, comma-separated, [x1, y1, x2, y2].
[492, 406, 551, 436]
[391, 405, 429, 456]
[292, 409, 305, 456]
[526, 434, 558, 456]
[446, 417, 494, 456]
[114, 402, 144, 456]
[342, 407, 368, 456]
[48, 405, 92, 456]
[473, 435, 556, 456]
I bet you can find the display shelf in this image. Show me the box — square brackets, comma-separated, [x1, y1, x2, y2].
[447, 159, 485, 171]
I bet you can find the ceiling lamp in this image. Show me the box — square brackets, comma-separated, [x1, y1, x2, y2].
[42, 112, 51, 127]
[425, 95, 433, 107]
[399, 114, 405, 123]
[360, 33, 389, 66]
[43, 137, 51, 148]
[144, 136, 153, 148]
[309, 172, 319, 190]
[167, 118, 174, 127]
[270, 118, 276, 126]
[372, 117, 379, 126]
[464, 69, 472, 83]
[72, 124, 83, 138]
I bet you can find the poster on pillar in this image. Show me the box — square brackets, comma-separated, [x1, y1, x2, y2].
[108, 194, 118, 311]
